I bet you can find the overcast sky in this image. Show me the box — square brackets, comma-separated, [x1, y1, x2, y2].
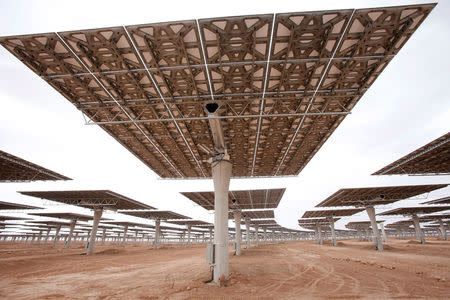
[0, 0, 449, 232]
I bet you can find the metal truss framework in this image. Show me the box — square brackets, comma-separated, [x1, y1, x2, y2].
[0, 150, 71, 182]
[19, 190, 153, 210]
[228, 209, 275, 219]
[118, 210, 189, 220]
[181, 188, 285, 210]
[373, 132, 450, 176]
[378, 205, 450, 216]
[28, 212, 100, 222]
[0, 4, 435, 178]
[316, 184, 448, 207]
[248, 219, 277, 225]
[298, 217, 340, 224]
[301, 208, 363, 218]
[165, 219, 212, 227]
[345, 220, 381, 229]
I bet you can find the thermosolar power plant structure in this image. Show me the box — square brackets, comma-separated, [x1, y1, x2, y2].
[0, 201, 41, 210]
[301, 208, 364, 246]
[379, 206, 450, 244]
[0, 4, 436, 179]
[373, 132, 450, 175]
[27, 212, 112, 248]
[0, 3, 436, 283]
[316, 184, 448, 250]
[422, 196, 450, 205]
[118, 210, 190, 248]
[0, 150, 71, 182]
[20, 190, 152, 254]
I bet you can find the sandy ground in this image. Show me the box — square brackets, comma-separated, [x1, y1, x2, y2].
[0, 238, 449, 299]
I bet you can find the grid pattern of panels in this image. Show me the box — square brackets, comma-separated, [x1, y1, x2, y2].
[302, 208, 363, 218]
[229, 209, 275, 219]
[373, 132, 450, 175]
[0, 150, 71, 182]
[0, 201, 40, 210]
[316, 184, 448, 207]
[421, 196, 450, 205]
[378, 205, 450, 216]
[0, 4, 435, 178]
[28, 212, 96, 221]
[19, 190, 153, 210]
[181, 188, 285, 210]
[118, 210, 189, 220]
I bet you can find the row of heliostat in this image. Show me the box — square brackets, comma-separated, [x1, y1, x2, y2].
[297, 132, 449, 249]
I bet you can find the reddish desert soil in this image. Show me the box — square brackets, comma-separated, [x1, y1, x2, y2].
[0, 238, 449, 299]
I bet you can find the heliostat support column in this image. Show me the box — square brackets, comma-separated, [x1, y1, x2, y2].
[366, 206, 383, 251]
[154, 219, 161, 249]
[380, 223, 388, 243]
[186, 224, 192, 246]
[245, 217, 251, 249]
[412, 214, 425, 244]
[328, 217, 337, 246]
[102, 228, 107, 245]
[87, 208, 103, 255]
[122, 225, 128, 246]
[316, 224, 323, 245]
[212, 155, 232, 283]
[438, 220, 447, 240]
[65, 219, 77, 248]
[233, 210, 242, 255]
[53, 225, 61, 247]
[263, 227, 267, 245]
[255, 224, 259, 246]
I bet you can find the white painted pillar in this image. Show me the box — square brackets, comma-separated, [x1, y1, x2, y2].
[87, 208, 103, 255]
[53, 225, 61, 247]
[412, 214, 425, 244]
[154, 219, 160, 249]
[380, 223, 388, 243]
[328, 217, 337, 246]
[186, 224, 191, 246]
[245, 217, 251, 249]
[438, 220, 447, 240]
[122, 225, 128, 246]
[65, 219, 77, 248]
[212, 157, 232, 283]
[255, 225, 259, 246]
[366, 206, 383, 251]
[233, 210, 242, 255]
